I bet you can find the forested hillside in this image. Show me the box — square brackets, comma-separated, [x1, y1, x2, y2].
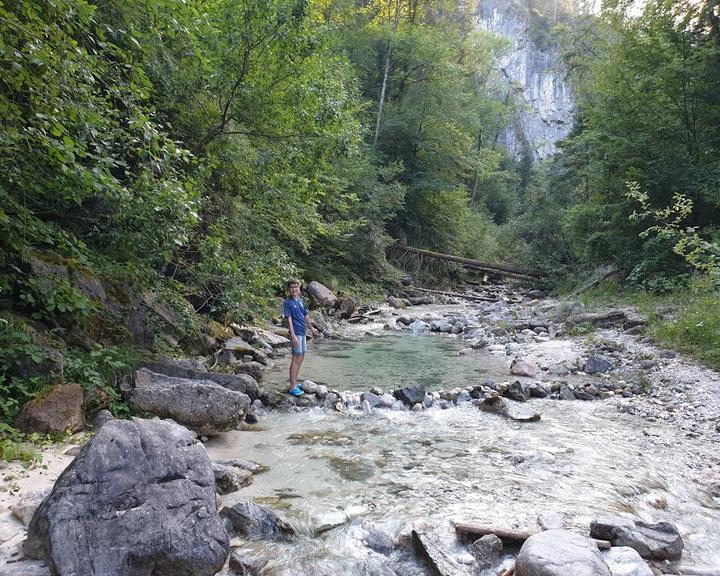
[1, 0, 719, 447]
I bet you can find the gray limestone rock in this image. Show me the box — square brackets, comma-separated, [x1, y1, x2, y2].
[129, 369, 250, 436]
[602, 546, 653, 576]
[470, 534, 503, 571]
[515, 530, 611, 576]
[583, 356, 614, 374]
[221, 501, 295, 541]
[590, 516, 683, 560]
[307, 281, 337, 307]
[212, 463, 254, 495]
[394, 384, 426, 406]
[24, 418, 229, 576]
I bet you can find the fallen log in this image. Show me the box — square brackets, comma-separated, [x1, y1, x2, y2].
[396, 246, 541, 279]
[454, 523, 611, 550]
[407, 286, 499, 302]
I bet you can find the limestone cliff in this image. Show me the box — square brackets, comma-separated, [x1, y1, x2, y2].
[478, 0, 576, 161]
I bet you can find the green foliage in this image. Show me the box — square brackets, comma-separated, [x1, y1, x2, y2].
[0, 423, 42, 463]
[0, 315, 50, 425]
[63, 345, 134, 418]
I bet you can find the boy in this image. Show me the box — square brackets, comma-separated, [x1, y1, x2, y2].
[283, 278, 318, 396]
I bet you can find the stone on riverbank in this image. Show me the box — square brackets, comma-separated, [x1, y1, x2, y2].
[590, 516, 683, 560]
[307, 281, 337, 307]
[515, 529, 611, 576]
[510, 358, 541, 378]
[129, 369, 250, 436]
[142, 359, 259, 399]
[601, 546, 653, 576]
[394, 384, 426, 406]
[24, 417, 229, 576]
[16, 384, 84, 435]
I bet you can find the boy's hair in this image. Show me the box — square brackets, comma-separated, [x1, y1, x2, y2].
[286, 278, 301, 289]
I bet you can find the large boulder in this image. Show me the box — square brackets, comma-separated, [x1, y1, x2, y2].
[142, 359, 259, 400]
[16, 384, 84, 434]
[515, 530, 611, 576]
[23, 417, 229, 576]
[307, 281, 337, 307]
[129, 369, 250, 436]
[583, 356, 614, 374]
[590, 516, 683, 560]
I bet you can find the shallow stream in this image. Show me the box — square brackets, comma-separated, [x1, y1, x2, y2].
[208, 333, 720, 574]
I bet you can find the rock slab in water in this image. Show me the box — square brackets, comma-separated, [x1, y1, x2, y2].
[16, 384, 84, 434]
[515, 529, 611, 576]
[212, 463, 254, 495]
[412, 529, 472, 576]
[480, 395, 541, 422]
[395, 385, 426, 406]
[602, 546, 654, 576]
[221, 501, 295, 541]
[129, 368, 250, 436]
[470, 534, 503, 570]
[590, 516, 683, 560]
[24, 417, 229, 576]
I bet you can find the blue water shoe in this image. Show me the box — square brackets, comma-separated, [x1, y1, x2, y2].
[288, 386, 304, 396]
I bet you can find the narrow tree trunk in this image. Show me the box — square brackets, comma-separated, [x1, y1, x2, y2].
[373, 0, 402, 148]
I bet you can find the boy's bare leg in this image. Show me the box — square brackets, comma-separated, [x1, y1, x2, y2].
[289, 354, 305, 391]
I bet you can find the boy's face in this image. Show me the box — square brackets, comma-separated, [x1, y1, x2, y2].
[288, 283, 300, 297]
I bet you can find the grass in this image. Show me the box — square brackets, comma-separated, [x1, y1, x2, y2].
[572, 278, 720, 371]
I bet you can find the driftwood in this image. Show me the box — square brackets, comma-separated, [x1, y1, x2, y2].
[454, 523, 611, 550]
[407, 286, 499, 302]
[499, 568, 515, 576]
[396, 245, 541, 280]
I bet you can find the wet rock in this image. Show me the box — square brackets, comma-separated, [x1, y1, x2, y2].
[387, 296, 408, 310]
[213, 463, 254, 495]
[505, 380, 530, 402]
[229, 548, 268, 576]
[395, 384, 426, 406]
[323, 392, 340, 409]
[408, 320, 430, 333]
[16, 384, 84, 435]
[528, 383, 548, 398]
[396, 315, 413, 325]
[379, 393, 395, 408]
[515, 529, 611, 576]
[431, 321, 453, 333]
[337, 296, 358, 318]
[601, 546, 653, 576]
[411, 403, 423, 412]
[361, 391, 382, 408]
[412, 529, 472, 576]
[129, 369, 250, 436]
[480, 395, 541, 422]
[221, 501, 295, 541]
[584, 356, 614, 374]
[589, 516, 683, 560]
[24, 418, 229, 576]
[307, 281, 337, 307]
[470, 534, 502, 570]
[300, 379, 319, 394]
[510, 358, 541, 378]
[391, 400, 407, 411]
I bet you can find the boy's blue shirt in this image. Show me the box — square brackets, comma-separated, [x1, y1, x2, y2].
[283, 296, 307, 336]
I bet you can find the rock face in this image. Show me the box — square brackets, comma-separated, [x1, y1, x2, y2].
[307, 281, 337, 307]
[16, 384, 85, 434]
[477, 0, 575, 160]
[590, 516, 684, 560]
[129, 369, 250, 436]
[24, 417, 229, 576]
[515, 529, 611, 576]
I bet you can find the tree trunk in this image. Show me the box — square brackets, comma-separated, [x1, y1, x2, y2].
[373, 0, 402, 148]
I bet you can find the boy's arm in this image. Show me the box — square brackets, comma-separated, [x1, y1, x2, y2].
[284, 302, 299, 345]
[305, 314, 318, 336]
